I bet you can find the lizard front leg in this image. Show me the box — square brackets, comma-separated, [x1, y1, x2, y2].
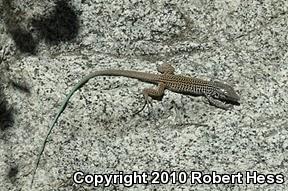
[205, 94, 232, 110]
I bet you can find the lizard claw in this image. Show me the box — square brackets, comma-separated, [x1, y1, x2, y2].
[132, 96, 153, 116]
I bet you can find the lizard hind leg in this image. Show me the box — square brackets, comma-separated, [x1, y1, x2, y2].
[157, 63, 175, 74]
[132, 83, 166, 116]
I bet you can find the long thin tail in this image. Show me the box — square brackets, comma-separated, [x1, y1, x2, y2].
[30, 69, 159, 187]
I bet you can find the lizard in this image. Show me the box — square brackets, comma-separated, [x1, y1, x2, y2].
[30, 63, 240, 186]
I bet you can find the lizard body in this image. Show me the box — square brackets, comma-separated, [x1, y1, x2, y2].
[31, 63, 240, 186]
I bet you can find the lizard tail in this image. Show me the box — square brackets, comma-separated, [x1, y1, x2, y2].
[31, 69, 159, 187]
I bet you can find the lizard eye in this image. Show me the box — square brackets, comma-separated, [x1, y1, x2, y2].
[214, 92, 220, 99]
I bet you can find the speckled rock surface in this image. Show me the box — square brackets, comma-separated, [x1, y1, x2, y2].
[0, 0, 287, 190]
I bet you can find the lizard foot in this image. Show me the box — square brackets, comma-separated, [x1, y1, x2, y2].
[132, 96, 153, 116]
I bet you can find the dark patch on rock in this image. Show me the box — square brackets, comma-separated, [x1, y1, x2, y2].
[0, 88, 13, 131]
[2, 0, 37, 54]
[8, 165, 18, 179]
[31, 0, 80, 44]
[9, 27, 37, 54]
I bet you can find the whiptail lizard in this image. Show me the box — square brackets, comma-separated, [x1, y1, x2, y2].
[31, 63, 240, 186]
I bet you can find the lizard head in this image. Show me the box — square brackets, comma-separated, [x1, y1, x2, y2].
[211, 81, 240, 103]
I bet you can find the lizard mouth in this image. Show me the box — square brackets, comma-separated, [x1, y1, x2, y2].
[222, 97, 240, 106]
